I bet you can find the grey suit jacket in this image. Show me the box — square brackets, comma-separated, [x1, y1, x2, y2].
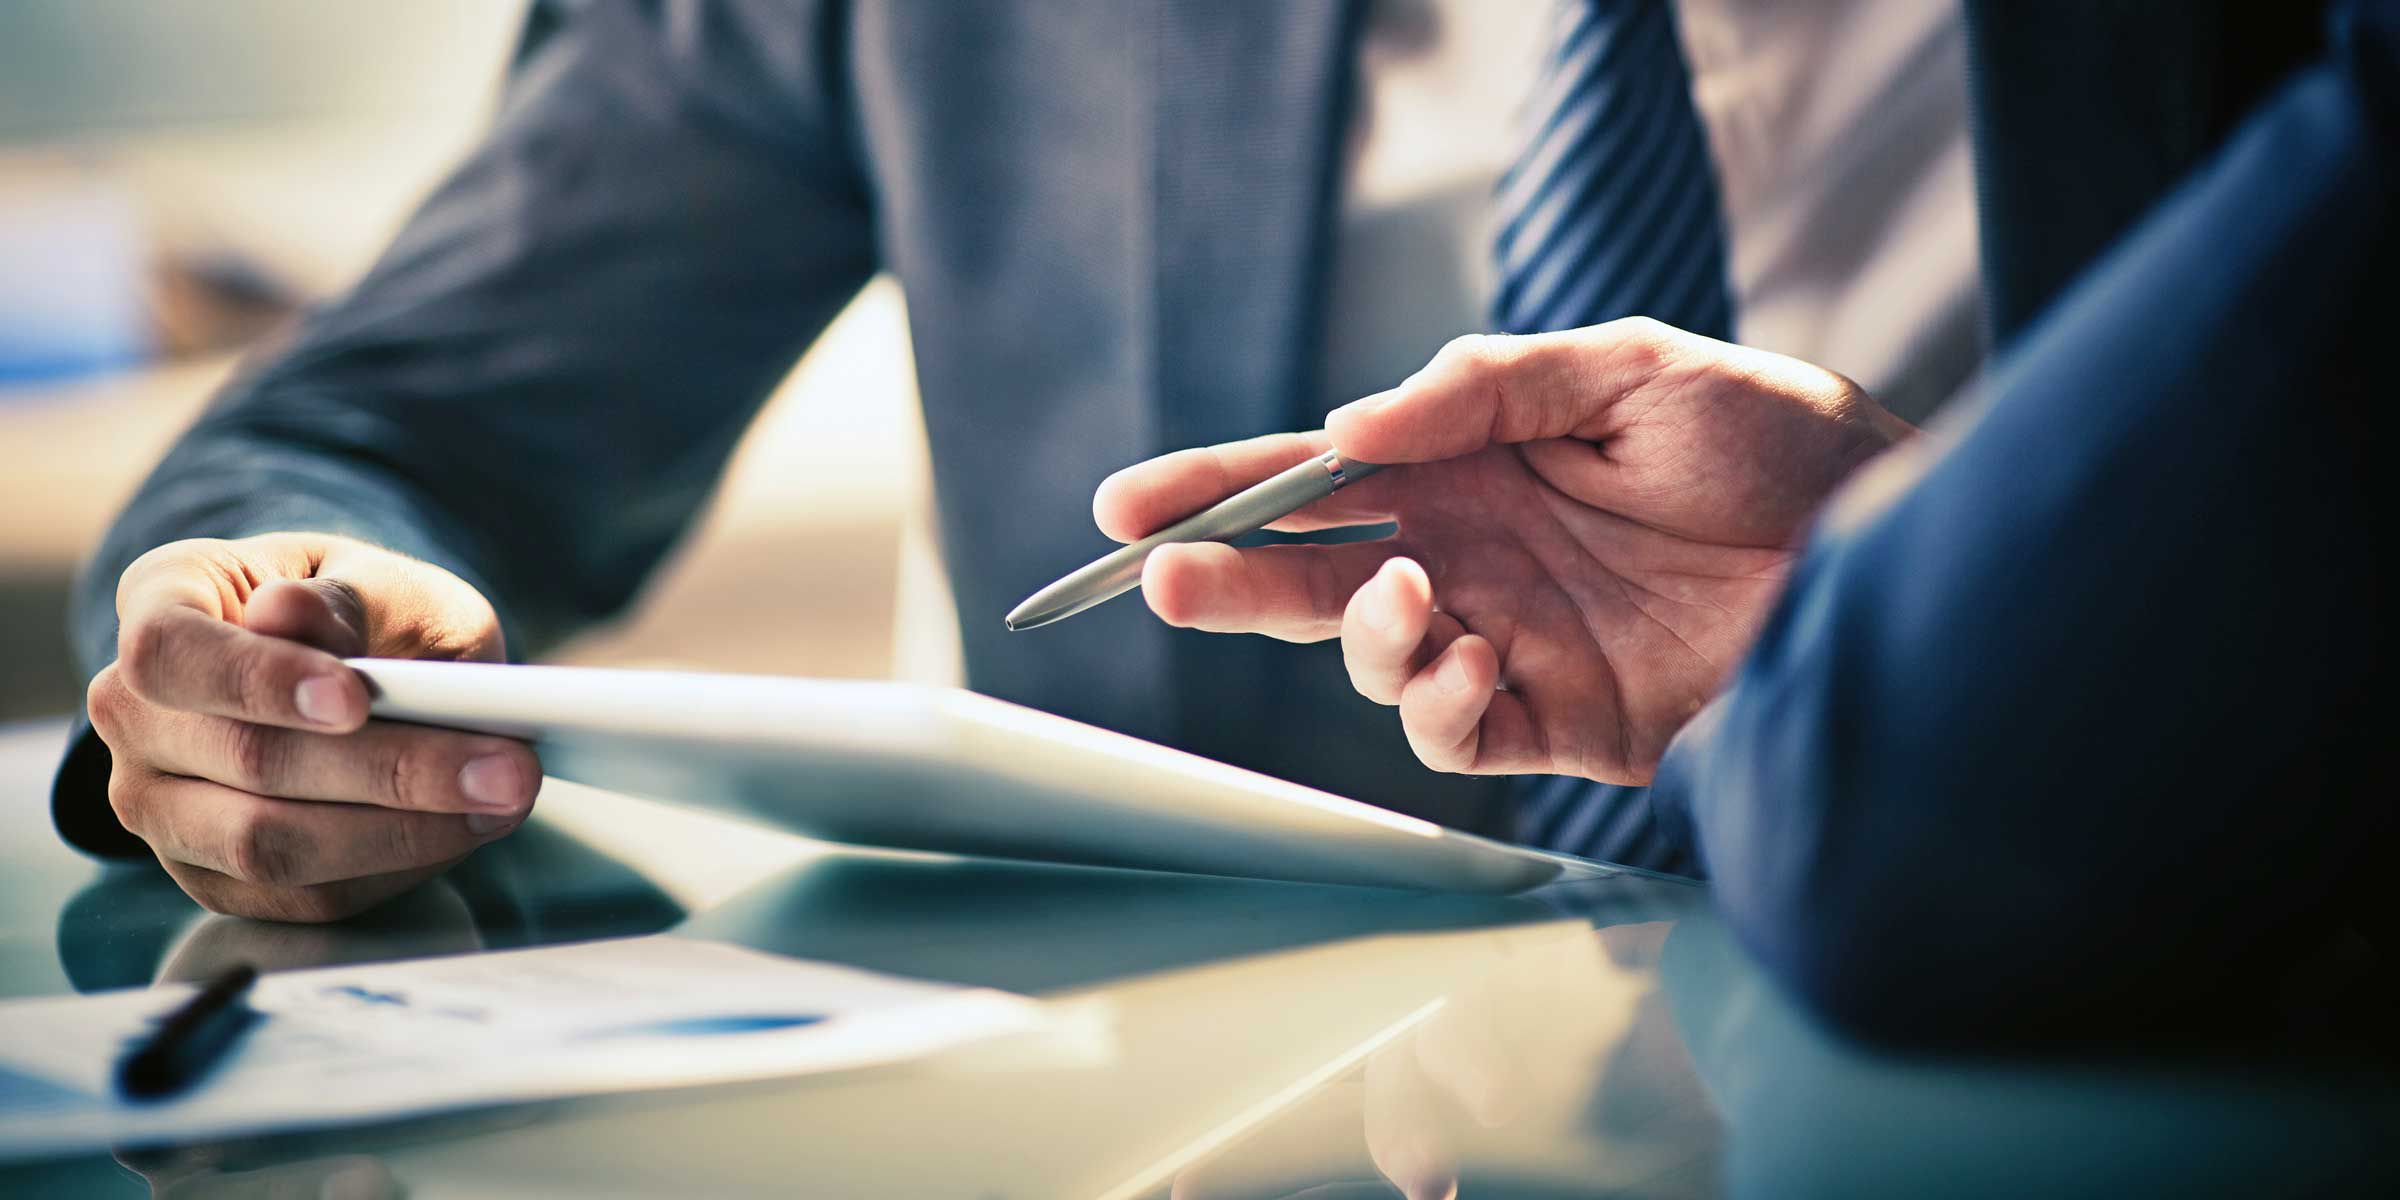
[53, 0, 1519, 858]
[58, 0, 2334, 875]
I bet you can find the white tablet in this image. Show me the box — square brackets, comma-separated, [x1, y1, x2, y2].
[349, 659, 1595, 894]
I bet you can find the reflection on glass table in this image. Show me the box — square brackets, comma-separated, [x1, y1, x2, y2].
[0, 717, 2392, 1198]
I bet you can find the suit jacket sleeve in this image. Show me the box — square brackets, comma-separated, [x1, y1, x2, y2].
[1648, 5, 2397, 1046]
[53, 0, 877, 857]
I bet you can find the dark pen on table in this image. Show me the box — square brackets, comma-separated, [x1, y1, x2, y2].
[115, 962, 262, 1101]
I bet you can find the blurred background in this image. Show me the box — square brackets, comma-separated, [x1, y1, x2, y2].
[0, 0, 961, 721]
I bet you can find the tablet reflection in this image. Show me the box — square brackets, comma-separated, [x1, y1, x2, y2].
[677, 852, 1562, 994]
[56, 819, 684, 993]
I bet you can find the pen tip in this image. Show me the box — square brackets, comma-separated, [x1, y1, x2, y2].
[1003, 617, 1022, 632]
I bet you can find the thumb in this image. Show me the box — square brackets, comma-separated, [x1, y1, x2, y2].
[243, 577, 370, 657]
[247, 539, 505, 663]
[1326, 320, 1690, 464]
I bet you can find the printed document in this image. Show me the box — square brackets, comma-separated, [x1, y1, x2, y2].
[0, 936, 1047, 1156]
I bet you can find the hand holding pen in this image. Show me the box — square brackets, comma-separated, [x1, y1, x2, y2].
[1063, 320, 1913, 784]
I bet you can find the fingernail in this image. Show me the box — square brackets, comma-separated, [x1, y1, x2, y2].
[294, 675, 356, 727]
[459, 755, 527, 812]
[1436, 648, 1474, 693]
[465, 811, 518, 837]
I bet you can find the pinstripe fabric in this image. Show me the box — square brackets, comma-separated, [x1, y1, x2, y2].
[1497, 0, 1729, 874]
[1491, 0, 1731, 339]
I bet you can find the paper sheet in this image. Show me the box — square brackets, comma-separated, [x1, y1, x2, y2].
[0, 935, 1048, 1157]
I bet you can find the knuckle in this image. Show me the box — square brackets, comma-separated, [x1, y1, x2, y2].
[85, 668, 133, 741]
[1435, 333, 1504, 374]
[117, 540, 205, 606]
[1409, 735, 1466, 775]
[379, 740, 451, 811]
[132, 537, 226, 572]
[378, 817, 433, 869]
[1346, 664, 1399, 707]
[1147, 588, 1198, 629]
[226, 643, 287, 713]
[1401, 707, 1473, 774]
[116, 619, 174, 700]
[220, 722, 285, 790]
[224, 811, 311, 887]
[1296, 583, 1342, 641]
[1600, 316, 1678, 368]
[105, 768, 150, 829]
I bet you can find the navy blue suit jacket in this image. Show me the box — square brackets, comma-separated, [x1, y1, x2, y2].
[1651, 3, 2396, 1046]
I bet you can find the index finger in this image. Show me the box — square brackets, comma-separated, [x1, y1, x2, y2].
[1092, 431, 1396, 542]
[116, 571, 368, 733]
[1326, 320, 1695, 464]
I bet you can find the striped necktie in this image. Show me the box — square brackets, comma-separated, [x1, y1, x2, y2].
[1494, 0, 1730, 874]
[1492, 0, 1732, 339]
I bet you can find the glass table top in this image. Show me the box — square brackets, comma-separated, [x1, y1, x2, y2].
[0, 719, 2388, 1198]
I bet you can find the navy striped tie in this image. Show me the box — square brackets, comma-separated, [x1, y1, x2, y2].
[1495, 0, 1730, 873]
[1492, 0, 1731, 338]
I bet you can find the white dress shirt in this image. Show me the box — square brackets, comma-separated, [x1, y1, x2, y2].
[1323, 0, 1981, 424]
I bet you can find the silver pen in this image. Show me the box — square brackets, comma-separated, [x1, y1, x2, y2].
[1006, 450, 1385, 631]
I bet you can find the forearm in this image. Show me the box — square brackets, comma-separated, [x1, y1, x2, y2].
[71, 0, 875, 684]
[72, 427, 516, 680]
[53, 0, 877, 856]
[1653, 21, 2395, 1045]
